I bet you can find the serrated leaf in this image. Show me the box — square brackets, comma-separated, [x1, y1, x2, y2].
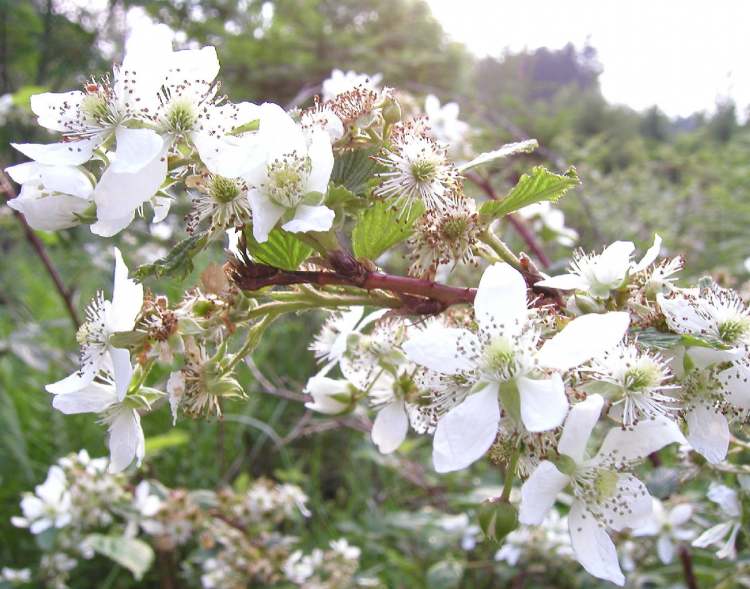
[331, 148, 380, 195]
[245, 227, 313, 270]
[352, 200, 424, 260]
[86, 534, 154, 581]
[458, 139, 538, 172]
[134, 233, 209, 281]
[479, 166, 580, 222]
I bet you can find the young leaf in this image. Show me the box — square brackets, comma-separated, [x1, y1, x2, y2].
[133, 232, 209, 281]
[244, 227, 313, 270]
[352, 200, 424, 260]
[479, 166, 580, 222]
[458, 139, 538, 172]
[85, 534, 155, 581]
[331, 148, 380, 195]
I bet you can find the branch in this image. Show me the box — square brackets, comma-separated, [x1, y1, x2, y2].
[1, 172, 81, 328]
[678, 545, 699, 589]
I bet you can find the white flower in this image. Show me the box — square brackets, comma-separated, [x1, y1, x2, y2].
[241, 104, 334, 242]
[329, 538, 361, 560]
[424, 94, 470, 154]
[133, 481, 162, 517]
[321, 69, 381, 101]
[517, 202, 578, 248]
[692, 483, 742, 560]
[166, 370, 185, 425]
[1, 568, 32, 584]
[585, 342, 679, 426]
[304, 375, 354, 415]
[46, 247, 143, 401]
[632, 498, 695, 564]
[11, 466, 72, 534]
[403, 262, 631, 473]
[5, 161, 94, 231]
[519, 394, 686, 586]
[49, 371, 145, 473]
[537, 235, 662, 298]
[494, 509, 573, 565]
[309, 307, 386, 374]
[375, 128, 458, 213]
[367, 370, 414, 455]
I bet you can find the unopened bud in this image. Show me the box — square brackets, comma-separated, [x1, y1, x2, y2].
[381, 95, 402, 125]
[477, 499, 518, 543]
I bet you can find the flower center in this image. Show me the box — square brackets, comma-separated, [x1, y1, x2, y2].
[594, 469, 619, 501]
[439, 215, 469, 242]
[209, 176, 241, 204]
[165, 99, 198, 132]
[410, 159, 438, 184]
[623, 361, 662, 392]
[718, 316, 750, 344]
[482, 337, 518, 381]
[264, 153, 310, 208]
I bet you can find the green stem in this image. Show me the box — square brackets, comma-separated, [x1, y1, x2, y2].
[480, 228, 523, 271]
[226, 313, 277, 371]
[501, 447, 520, 502]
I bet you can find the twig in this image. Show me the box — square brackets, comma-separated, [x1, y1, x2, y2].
[678, 545, 699, 589]
[1, 171, 80, 328]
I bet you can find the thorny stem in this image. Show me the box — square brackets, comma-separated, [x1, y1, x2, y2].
[1, 171, 81, 328]
[479, 228, 523, 271]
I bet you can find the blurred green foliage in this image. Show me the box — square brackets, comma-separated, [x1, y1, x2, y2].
[1, 1, 749, 587]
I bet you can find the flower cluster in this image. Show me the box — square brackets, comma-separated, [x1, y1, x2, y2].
[8, 33, 750, 588]
[8, 451, 362, 589]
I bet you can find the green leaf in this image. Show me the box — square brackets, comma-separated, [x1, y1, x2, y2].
[352, 200, 424, 260]
[245, 227, 313, 270]
[331, 148, 380, 195]
[134, 233, 209, 281]
[144, 429, 190, 455]
[86, 534, 154, 581]
[634, 328, 730, 351]
[479, 166, 580, 222]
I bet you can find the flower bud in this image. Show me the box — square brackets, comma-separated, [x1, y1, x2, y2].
[477, 499, 518, 543]
[381, 95, 402, 125]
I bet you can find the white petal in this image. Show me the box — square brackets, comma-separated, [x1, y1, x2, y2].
[516, 374, 568, 432]
[687, 346, 742, 369]
[403, 327, 478, 375]
[51, 382, 118, 414]
[594, 416, 686, 465]
[708, 483, 741, 518]
[37, 164, 93, 198]
[90, 210, 136, 237]
[432, 383, 499, 473]
[568, 502, 625, 586]
[657, 534, 675, 564]
[592, 241, 634, 288]
[518, 460, 568, 525]
[193, 131, 263, 178]
[247, 188, 285, 243]
[305, 130, 334, 194]
[558, 394, 604, 463]
[717, 362, 750, 411]
[45, 364, 96, 395]
[30, 91, 85, 132]
[535, 273, 590, 291]
[7, 190, 89, 231]
[152, 196, 171, 223]
[110, 248, 144, 332]
[12, 137, 98, 166]
[474, 263, 528, 335]
[538, 312, 630, 371]
[632, 234, 662, 273]
[5, 162, 38, 184]
[669, 504, 694, 527]
[110, 347, 133, 402]
[109, 128, 165, 174]
[692, 521, 733, 548]
[282, 204, 335, 234]
[94, 146, 167, 221]
[686, 404, 729, 464]
[108, 408, 145, 473]
[371, 400, 409, 454]
[603, 474, 653, 532]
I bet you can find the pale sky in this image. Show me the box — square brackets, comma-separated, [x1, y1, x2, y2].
[426, 0, 750, 118]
